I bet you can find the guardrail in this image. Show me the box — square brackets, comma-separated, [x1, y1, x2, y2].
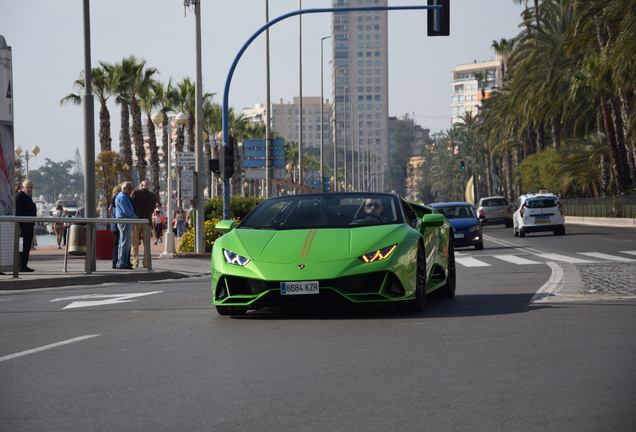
[560, 194, 636, 219]
[0, 216, 151, 279]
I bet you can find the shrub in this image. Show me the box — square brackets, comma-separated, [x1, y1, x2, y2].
[204, 196, 263, 221]
[178, 218, 236, 253]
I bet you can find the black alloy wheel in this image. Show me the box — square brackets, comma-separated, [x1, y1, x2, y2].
[437, 240, 456, 298]
[399, 244, 426, 313]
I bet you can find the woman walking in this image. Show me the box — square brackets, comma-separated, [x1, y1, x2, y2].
[53, 204, 64, 249]
[153, 209, 164, 245]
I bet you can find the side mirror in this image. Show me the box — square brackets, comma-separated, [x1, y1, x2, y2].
[420, 214, 445, 231]
[215, 220, 237, 234]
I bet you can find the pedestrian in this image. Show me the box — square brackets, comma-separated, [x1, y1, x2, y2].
[109, 185, 122, 269]
[185, 204, 194, 231]
[15, 180, 37, 272]
[53, 204, 64, 249]
[176, 207, 186, 238]
[115, 181, 136, 270]
[61, 209, 70, 246]
[153, 208, 164, 245]
[131, 180, 156, 268]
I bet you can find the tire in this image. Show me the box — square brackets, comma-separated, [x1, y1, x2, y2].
[216, 306, 247, 316]
[514, 228, 519, 237]
[505, 221, 513, 228]
[519, 230, 525, 238]
[554, 226, 566, 236]
[437, 241, 456, 298]
[398, 244, 426, 313]
[475, 242, 484, 250]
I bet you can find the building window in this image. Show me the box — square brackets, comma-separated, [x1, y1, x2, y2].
[374, 95, 381, 100]
[334, 51, 349, 59]
[366, 51, 372, 57]
[358, 95, 364, 101]
[357, 51, 363, 57]
[375, 103, 381, 109]
[366, 95, 372, 100]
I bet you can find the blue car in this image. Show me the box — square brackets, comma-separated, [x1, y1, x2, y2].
[430, 202, 484, 250]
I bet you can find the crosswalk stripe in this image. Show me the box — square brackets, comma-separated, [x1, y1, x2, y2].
[578, 252, 636, 262]
[456, 257, 491, 267]
[493, 254, 542, 265]
[535, 253, 594, 263]
[619, 251, 636, 257]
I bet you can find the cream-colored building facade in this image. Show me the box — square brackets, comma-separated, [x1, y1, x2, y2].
[451, 58, 502, 125]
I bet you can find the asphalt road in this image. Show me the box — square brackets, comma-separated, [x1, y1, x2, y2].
[1, 224, 635, 431]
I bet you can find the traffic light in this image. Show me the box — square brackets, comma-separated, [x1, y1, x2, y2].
[427, 0, 450, 37]
[220, 135, 235, 181]
[460, 160, 465, 170]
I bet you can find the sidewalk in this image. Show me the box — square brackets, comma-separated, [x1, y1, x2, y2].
[0, 239, 211, 291]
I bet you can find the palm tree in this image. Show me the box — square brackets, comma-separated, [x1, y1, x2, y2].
[61, 62, 115, 153]
[127, 56, 157, 183]
[152, 79, 176, 209]
[109, 57, 137, 182]
[139, 82, 160, 198]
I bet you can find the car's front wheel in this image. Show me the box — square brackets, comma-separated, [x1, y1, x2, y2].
[437, 241, 456, 298]
[216, 306, 247, 316]
[398, 244, 426, 313]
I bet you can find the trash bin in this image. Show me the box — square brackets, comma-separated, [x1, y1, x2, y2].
[68, 225, 87, 256]
[95, 230, 114, 260]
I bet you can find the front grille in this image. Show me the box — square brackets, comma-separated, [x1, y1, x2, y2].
[224, 272, 388, 296]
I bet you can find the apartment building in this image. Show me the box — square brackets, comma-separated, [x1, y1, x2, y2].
[332, 0, 390, 176]
[243, 97, 332, 147]
[451, 58, 502, 125]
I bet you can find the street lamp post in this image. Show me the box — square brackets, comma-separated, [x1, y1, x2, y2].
[343, 86, 349, 192]
[174, 112, 188, 208]
[350, 101, 356, 191]
[151, 112, 175, 258]
[332, 65, 341, 192]
[14, 145, 40, 181]
[320, 35, 330, 193]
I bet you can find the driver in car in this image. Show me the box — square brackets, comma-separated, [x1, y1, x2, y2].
[364, 198, 384, 217]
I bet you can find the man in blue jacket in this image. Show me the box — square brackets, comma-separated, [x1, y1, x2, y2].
[115, 181, 137, 269]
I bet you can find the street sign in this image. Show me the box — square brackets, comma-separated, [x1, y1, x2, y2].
[182, 169, 194, 200]
[245, 168, 285, 180]
[177, 152, 196, 167]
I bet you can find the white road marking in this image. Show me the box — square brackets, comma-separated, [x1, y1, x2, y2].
[51, 291, 163, 309]
[620, 251, 636, 256]
[0, 334, 100, 362]
[578, 252, 636, 262]
[530, 262, 564, 303]
[535, 253, 594, 264]
[456, 257, 491, 267]
[492, 254, 542, 265]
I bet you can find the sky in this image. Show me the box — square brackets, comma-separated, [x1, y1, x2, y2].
[1, 0, 524, 172]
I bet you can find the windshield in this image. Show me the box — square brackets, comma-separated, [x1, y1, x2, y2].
[239, 193, 403, 229]
[481, 198, 508, 207]
[525, 197, 558, 209]
[435, 205, 476, 219]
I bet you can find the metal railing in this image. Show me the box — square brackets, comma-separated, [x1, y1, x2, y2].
[0, 216, 151, 279]
[560, 194, 636, 219]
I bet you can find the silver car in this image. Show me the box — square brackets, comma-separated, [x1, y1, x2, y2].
[477, 196, 513, 227]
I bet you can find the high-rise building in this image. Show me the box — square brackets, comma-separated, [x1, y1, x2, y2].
[451, 58, 502, 125]
[242, 97, 332, 147]
[331, 0, 390, 178]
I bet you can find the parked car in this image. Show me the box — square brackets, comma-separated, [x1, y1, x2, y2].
[430, 202, 484, 250]
[477, 196, 513, 227]
[513, 192, 565, 237]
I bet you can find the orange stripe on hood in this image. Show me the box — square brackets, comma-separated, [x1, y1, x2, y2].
[300, 229, 317, 258]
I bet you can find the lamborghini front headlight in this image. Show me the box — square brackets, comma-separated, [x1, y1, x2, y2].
[223, 249, 251, 266]
[359, 244, 397, 263]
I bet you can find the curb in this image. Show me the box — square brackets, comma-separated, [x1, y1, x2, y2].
[0, 271, 190, 291]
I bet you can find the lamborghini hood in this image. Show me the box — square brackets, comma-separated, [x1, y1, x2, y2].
[233, 225, 403, 264]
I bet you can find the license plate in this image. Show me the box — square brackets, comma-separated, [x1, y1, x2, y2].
[454, 233, 464, 239]
[534, 216, 550, 224]
[281, 281, 319, 295]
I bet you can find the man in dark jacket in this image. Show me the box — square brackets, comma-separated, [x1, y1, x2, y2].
[15, 180, 37, 272]
[131, 180, 156, 268]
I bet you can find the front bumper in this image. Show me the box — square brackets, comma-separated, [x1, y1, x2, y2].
[453, 231, 482, 247]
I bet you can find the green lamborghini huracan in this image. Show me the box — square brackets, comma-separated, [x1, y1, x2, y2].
[211, 193, 456, 316]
